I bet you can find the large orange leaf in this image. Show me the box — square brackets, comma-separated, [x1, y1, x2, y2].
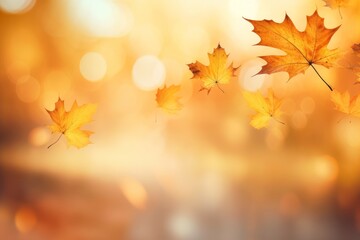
[156, 85, 182, 114]
[246, 10, 340, 90]
[46, 98, 97, 148]
[188, 44, 238, 94]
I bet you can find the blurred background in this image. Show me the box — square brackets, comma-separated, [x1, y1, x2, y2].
[1, 0, 360, 239]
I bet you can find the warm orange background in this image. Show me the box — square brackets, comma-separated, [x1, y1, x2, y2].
[1, 0, 360, 239]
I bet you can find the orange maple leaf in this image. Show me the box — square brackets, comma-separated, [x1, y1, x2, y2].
[245, 10, 340, 91]
[46, 98, 97, 148]
[323, 0, 349, 18]
[352, 44, 360, 82]
[242, 89, 284, 129]
[188, 44, 238, 94]
[156, 85, 183, 114]
[331, 90, 360, 118]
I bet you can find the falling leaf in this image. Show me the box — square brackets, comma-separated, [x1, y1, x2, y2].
[243, 89, 283, 129]
[331, 90, 360, 118]
[323, 0, 349, 18]
[351, 44, 360, 83]
[245, 10, 340, 91]
[156, 85, 183, 114]
[188, 44, 238, 94]
[46, 98, 97, 148]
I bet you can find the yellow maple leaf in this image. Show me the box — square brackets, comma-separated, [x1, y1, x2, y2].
[46, 98, 97, 148]
[330, 90, 360, 118]
[156, 85, 182, 114]
[188, 44, 238, 94]
[245, 10, 340, 91]
[242, 89, 283, 129]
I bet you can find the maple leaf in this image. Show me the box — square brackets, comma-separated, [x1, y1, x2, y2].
[323, 0, 349, 18]
[245, 10, 340, 91]
[242, 89, 283, 129]
[46, 98, 97, 148]
[156, 85, 183, 114]
[188, 44, 238, 94]
[350, 44, 360, 83]
[331, 90, 360, 118]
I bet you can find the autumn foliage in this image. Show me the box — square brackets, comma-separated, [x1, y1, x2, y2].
[45, 7, 360, 148]
[46, 98, 97, 148]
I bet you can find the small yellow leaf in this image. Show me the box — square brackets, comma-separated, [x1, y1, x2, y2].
[243, 89, 283, 129]
[188, 44, 238, 94]
[156, 85, 182, 114]
[331, 90, 360, 118]
[46, 98, 97, 148]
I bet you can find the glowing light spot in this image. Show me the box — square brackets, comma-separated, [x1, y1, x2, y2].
[0, 0, 35, 14]
[15, 206, 37, 233]
[80, 52, 107, 82]
[119, 178, 147, 209]
[313, 155, 338, 183]
[239, 60, 269, 91]
[168, 212, 198, 239]
[28, 127, 50, 147]
[291, 111, 307, 129]
[300, 97, 315, 114]
[67, 0, 133, 37]
[132, 55, 165, 90]
[16, 76, 40, 103]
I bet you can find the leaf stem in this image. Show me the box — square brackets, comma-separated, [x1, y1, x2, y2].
[47, 134, 62, 149]
[309, 64, 333, 91]
[273, 117, 285, 125]
[338, 7, 343, 19]
[216, 82, 225, 93]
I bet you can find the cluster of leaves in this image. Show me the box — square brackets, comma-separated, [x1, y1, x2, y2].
[46, 6, 360, 148]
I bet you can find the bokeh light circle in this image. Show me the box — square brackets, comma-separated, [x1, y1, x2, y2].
[28, 127, 50, 147]
[16, 76, 40, 103]
[132, 55, 165, 90]
[80, 52, 107, 82]
[14, 206, 37, 233]
[0, 0, 35, 14]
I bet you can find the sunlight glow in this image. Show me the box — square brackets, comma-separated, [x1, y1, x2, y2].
[0, 0, 35, 13]
[119, 178, 147, 209]
[132, 55, 165, 90]
[14, 206, 37, 233]
[313, 155, 338, 183]
[67, 0, 133, 37]
[28, 127, 50, 147]
[239, 60, 268, 91]
[80, 52, 107, 82]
